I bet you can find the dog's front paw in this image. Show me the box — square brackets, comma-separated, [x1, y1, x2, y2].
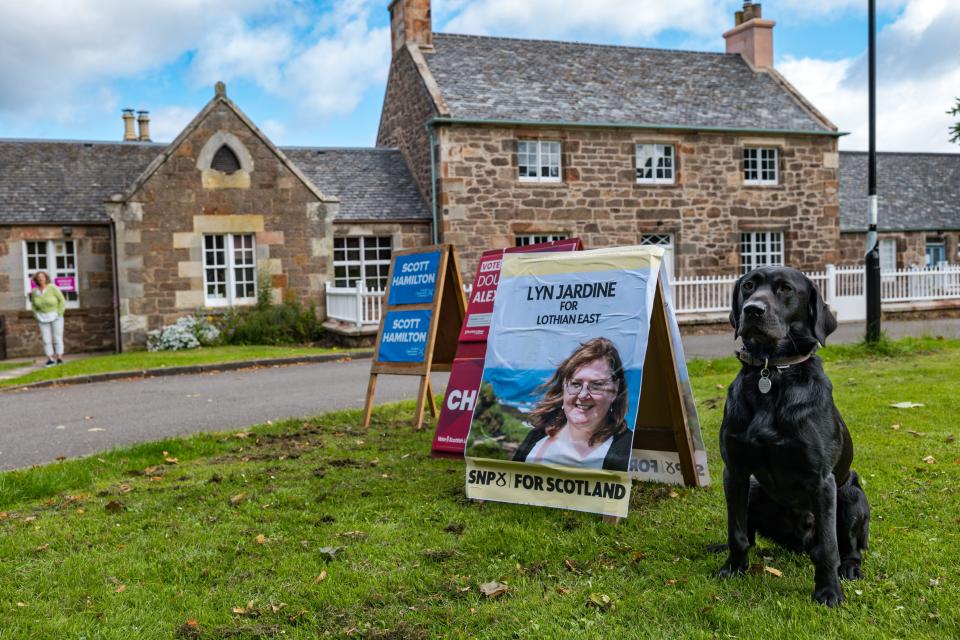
[813, 582, 845, 607]
[839, 561, 863, 580]
[719, 555, 749, 578]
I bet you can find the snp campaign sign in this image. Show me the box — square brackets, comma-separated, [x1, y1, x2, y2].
[387, 251, 440, 306]
[464, 247, 663, 518]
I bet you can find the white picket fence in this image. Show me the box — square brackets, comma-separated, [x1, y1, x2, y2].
[326, 264, 960, 328]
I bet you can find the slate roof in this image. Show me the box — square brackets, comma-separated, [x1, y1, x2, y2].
[0, 140, 429, 224]
[839, 152, 960, 232]
[282, 147, 430, 220]
[424, 33, 833, 133]
[0, 140, 161, 224]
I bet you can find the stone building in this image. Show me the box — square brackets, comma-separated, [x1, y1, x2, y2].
[839, 152, 960, 269]
[378, 0, 844, 279]
[0, 86, 429, 357]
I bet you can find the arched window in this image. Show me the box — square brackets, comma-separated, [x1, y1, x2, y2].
[211, 145, 241, 174]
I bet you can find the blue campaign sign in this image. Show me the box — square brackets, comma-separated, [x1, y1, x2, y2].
[387, 251, 441, 306]
[378, 309, 433, 362]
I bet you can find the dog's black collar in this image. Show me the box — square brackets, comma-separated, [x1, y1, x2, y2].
[736, 346, 819, 370]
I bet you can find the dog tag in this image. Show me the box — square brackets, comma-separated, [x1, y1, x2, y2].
[758, 368, 772, 394]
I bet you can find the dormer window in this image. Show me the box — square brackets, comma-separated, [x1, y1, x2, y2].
[211, 145, 241, 174]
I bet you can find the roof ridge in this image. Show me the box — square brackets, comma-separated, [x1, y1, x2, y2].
[431, 31, 733, 58]
[840, 150, 960, 157]
[0, 138, 166, 147]
[281, 146, 400, 152]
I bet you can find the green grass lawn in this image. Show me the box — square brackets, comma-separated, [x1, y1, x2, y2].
[0, 360, 26, 374]
[0, 345, 354, 389]
[1, 338, 958, 638]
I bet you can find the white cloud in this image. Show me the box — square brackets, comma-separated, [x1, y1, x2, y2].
[778, 0, 960, 151]
[0, 0, 278, 123]
[439, 0, 729, 41]
[147, 105, 201, 143]
[778, 0, 908, 17]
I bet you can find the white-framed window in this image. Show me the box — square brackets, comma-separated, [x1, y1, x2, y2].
[22, 239, 80, 310]
[203, 234, 257, 306]
[878, 237, 897, 273]
[515, 234, 568, 247]
[518, 140, 561, 182]
[636, 144, 675, 184]
[743, 147, 778, 185]
[333, 236, 392, 290]
[739, 231, 784, 274]
[640, 233, 675, 281]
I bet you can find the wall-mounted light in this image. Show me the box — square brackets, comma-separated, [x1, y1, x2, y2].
[62, 226, 73, 237]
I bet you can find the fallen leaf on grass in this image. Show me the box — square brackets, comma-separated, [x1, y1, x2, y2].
[764, 566, 783, 578]
[255, 534, 266, 545]
[665, 579, 677, 586]
[930, 578, 942, 588]
[34, 544, 49, 553]
[564, 558, 579, 573]
[669, 491, 679, 499]
[0, 512, 7, 521]
[270, 603, 287, 614]
[229, 493, 246, 506]
[16, 602, 26, 608]
[318, 546, 343, 561]
[104, 500, 124, 514]
[947, 434, 956, 443]
[314, 570, 328, 583]
[587, 593, 614, 610]
[890, 424, 901, 430]
[338, 531, 367, 539]
[479, 581, 508, 598]
[114, 584, 126, 593]
[923, 456, 937, 464]
[164, 457, 179, 465]
[555, 586, 572, 595]
[232, 601, 258, 617]
[907, 430, 924, 437]
[890, 402, 924, 409]
[118, 484, 133, 494]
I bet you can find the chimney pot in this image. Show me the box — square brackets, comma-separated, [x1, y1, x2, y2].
[724, 2, 774, 69]
[137, 110, 151, 142]
[122, 109, 137, 142]
[389, 0, 432, 55]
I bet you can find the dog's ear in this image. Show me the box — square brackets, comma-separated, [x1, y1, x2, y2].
[729, 273, 744, 338]
[807, 276, 837, 345]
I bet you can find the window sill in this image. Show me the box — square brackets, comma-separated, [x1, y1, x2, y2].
[634, 181, 680, 189]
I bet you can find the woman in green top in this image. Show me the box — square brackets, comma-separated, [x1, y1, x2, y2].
[30, 271, 66, 366]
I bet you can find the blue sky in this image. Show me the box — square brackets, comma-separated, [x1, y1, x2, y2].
[1, 1, 956, 152]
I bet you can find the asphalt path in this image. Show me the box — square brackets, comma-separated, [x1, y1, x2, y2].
[2, 318, 958, 470]
[0, 359, 448, 471]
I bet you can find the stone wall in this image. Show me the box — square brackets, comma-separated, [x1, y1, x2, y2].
[435, 125, 840, 279]
[377, 45, 439, 210]
[111, 101, 333, 348]
[839, 231, 958, 268]
[0, 224, 115, 358]
[333, 220, 432, 252]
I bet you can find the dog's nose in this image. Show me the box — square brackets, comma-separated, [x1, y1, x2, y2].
[743, 301, 766, 318]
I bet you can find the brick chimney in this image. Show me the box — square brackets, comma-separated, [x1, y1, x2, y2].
[389, 0, 432, 55]
[136, 111, 151, 142]
[122, 109, 137, 142]
[723, 2, 775, 69]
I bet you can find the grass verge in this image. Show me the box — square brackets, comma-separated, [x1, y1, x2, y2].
[0, 345, 352, 389]
[1, 339, 958, 638]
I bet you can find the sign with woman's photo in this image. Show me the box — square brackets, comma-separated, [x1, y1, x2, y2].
[464, 247, 673, 518]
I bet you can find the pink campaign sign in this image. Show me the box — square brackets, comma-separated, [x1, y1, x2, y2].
[55, 277, 76, 292]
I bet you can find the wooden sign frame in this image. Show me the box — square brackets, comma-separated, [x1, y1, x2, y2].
[633, 276, 700, 488]
[362, 244, 466, 430]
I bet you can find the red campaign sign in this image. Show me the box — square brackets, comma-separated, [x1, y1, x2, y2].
[434, 238, 582, 457]
[458, 238, 582, 343]
[431, 357, 485, 457]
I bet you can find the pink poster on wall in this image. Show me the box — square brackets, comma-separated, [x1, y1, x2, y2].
[55, 277, 76, 292]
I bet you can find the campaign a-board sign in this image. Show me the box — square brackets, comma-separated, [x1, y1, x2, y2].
[463, 246, 705, 518]
[432, 239, 581, 457]
[362, 245, 465, 430]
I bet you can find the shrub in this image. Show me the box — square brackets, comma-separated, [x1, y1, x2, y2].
[147, 316, 221, 352]
[219, 298, 324, 346]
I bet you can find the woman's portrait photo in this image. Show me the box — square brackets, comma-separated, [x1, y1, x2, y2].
[465, 337, 632, 472]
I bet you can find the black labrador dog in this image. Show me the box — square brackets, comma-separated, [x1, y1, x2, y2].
[719, 266, 870, 607]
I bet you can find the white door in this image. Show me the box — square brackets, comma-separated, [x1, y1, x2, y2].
[640, 233, 674, 282]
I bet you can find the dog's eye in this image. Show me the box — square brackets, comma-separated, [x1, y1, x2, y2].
[779, 283, 793, 294]
[742, 281, 755, 292]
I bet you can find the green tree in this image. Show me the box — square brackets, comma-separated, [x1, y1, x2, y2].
[949, 98, 960, 144]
